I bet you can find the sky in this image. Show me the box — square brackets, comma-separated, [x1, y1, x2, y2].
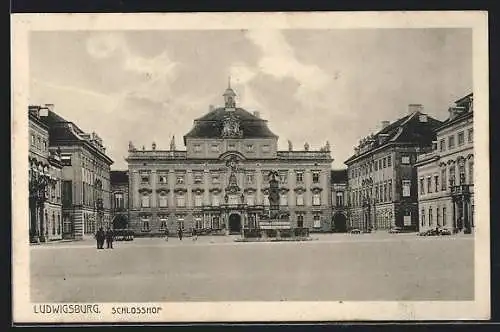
[29, 28, 472, 170]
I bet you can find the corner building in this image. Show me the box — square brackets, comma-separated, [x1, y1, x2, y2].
[344, 105, 443, 231]
[416, 93, 474, 233]
[127, 85, 333, 235]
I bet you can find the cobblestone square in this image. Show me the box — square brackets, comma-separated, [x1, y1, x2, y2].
[30, 234, 474, 302]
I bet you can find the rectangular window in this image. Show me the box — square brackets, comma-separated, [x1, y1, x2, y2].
[61, 154, 72, 166]
[312, 171, 320, 183]
[402, 180, 411, 197]
[296, 171, 304, 183]
[193, 172, 203, 184]
[114, 193, 124, 209]
[469, 161, 474, 184]
[296, 193, 304, 206]
[459, 163, 466, 184]
[280, 194, 288, 206]
[434, 175, 439, 193]
[443, 207, 447, 226]
[194, 194, 203, 207]
[448, 135, 455, 149]
[210, 144, 219, 152]
[383, 183, 387, 202]
[379, 160, 382, 169]
[401, 156, 410, 164]
[193, 144, 202, 152]
[313, 215, 321, 228]
[158, 194, 168, 208]
[428, 208, 433, 227]
[279, 171, 288, 184]
[449, 166, 456, 187]
[176, 174, 185, 185]
[427, 177, 432, 194]
[211, 174, 220, 184]
[440, 139, 445, 152]
[158, 173, 168, 184]
[387, 156, 392, 167]
[176, 194, 185, 207]
[383, 158, 387, 168]
[468, 128, 473, 143]
[312, 193, 321, 206]
[336, 192, 344, 207]
[374, 161, 378, 171]
[441, 169, 447, 191]
[297, 214, 304, 228]
[212, 194, 220, 207]
[246, 194, 255, 206]
[31, 134, 36, 146]
[420, 178, 425, 195]
[421, 209, 425, 226]
[388, 180, 392, 200]
[141, 194, 150, 208]
[140, 173, 150, 184]
[458, 131, 465, 145]
[246, 173, 255, 185]
[141, 217, 150, 231]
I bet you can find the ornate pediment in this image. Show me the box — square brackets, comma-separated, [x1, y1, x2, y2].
[173, 188, 188, 193]
[311, 186, 323, 193]
[138, 188, 153, 194]
[244, 187, 257, 193]
[209, 187, 222, 193]
[191, 188, 205, 193]
[294, 186, 307, 193]
[155, 188, 170, 193]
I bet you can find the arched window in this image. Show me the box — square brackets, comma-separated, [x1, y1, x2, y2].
[312, 193, 321, 206]
[280, 193, 288, 206]
[421, 208, 425, 226]
[296, 193, 304, 206]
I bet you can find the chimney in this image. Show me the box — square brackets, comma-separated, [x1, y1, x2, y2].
[408, 103, 423, 114]
[253, 111, 260, 118]
[381, 120, 390, 129]
[448, 106, 465, 120]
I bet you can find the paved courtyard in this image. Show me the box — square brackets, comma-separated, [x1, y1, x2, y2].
[30, 233, 474, 302]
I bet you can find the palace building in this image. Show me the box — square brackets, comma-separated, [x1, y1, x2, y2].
[344, 104, 443, 231]
[415, 93, 474, 233]
[126, 83, 333, 235]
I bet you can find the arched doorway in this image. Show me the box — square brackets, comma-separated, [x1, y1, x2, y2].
[228, 213, 242, 234]
[333, 213, 347, 233]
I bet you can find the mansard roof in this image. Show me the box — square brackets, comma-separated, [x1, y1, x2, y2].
[344, 111, 443, 165]
[184, 107, 278, 143]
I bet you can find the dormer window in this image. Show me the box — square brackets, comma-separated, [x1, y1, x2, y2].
[419, 114, 428, 122]
[193, 144, 202, 152]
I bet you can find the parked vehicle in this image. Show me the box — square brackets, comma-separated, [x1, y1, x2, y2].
[349, 228, 361, 234]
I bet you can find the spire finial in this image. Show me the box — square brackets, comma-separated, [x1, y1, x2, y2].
[228, 76, 231, 89]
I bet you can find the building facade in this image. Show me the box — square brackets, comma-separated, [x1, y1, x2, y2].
[344, 104, 443, 231]
[416, 93, 474, 233]
[28, 105, 63, 242]
[36, 105, 114, 240]
[331, 170, 348, 232]
[126, 84, 333, 235]
[110, 170, 129, 230]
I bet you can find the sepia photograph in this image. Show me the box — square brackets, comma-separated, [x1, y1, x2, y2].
[11, 12, 489, 323]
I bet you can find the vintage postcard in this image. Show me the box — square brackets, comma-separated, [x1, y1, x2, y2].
[11, 11, 489, 323]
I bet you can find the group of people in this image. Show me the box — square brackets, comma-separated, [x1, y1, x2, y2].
[164, 228, 198, 241]
[95, 227, 114, 249]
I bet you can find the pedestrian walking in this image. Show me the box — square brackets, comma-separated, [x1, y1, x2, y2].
[178, 228, 183, 241]
[96, 227, 105, 249]
[165, 228, 169, 241]
[192, 228, 198, 241]
[105, 228, 114, 249]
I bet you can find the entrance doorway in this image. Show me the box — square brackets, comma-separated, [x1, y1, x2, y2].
[333, 213, 347, 232]
[228, 213, 242, 234]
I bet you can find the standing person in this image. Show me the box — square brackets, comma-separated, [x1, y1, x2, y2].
[192, 228, 198, 241]
[105, 228, 114, 249]
[178, 227, 183, 241]
[164, 228, 169, 242]
[96, 227, 105, 249]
